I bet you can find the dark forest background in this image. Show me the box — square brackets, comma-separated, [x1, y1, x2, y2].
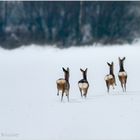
[0, 1, 140, 49]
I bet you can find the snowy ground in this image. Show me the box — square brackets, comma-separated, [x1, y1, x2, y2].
[0, 43, 140, 140]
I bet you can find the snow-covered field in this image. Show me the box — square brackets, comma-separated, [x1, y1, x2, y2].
[0, 43, 140, 140]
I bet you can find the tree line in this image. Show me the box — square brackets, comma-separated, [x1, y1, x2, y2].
[0, 1, 140, 49]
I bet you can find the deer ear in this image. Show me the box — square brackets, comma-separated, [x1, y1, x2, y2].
[62, 67, 66, 72]
[123, 57, 126, 61]
[118, 57, 121, 61]
[111, 62, 114, 65]
[67, 67, 69, 72]
[85, 68, 88, 72]
[80, 68, 83, 72]
[107, 62, 110, 66]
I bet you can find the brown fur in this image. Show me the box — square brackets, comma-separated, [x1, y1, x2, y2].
[105, 62, 116, 93]
[78, 68, 89, 98]
[56, 68, 70, 102]
[118, 57, 127, 92]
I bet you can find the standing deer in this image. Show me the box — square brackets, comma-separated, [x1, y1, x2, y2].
[118, 57, 127, 92]
[78, 68, 89, 98]
[56, 67, 70, 102]
[104, 62, 116, 93]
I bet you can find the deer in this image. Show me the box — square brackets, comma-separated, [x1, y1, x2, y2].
[104, 62, 116, 93]
[78, 68, 89, 98]
[118, 57, 127, 92]
[56, 67, 70, 102]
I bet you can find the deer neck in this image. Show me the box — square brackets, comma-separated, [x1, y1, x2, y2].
[64, 73, 69, 82]
[109, 68, 114, 75]
[83, 73, 87, 80]
[120, 63, 125, 72]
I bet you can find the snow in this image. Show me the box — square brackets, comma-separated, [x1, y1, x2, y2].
[0, 43, 140, 140]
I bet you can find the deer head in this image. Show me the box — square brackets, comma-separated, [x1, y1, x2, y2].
[107, 62, 114, 75]
[118, 57, 125, 72]
[62, 67, 69, 81]
[80, 68, 88, 80]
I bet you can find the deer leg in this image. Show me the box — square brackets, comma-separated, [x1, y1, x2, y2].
[57, 89, 59, 96]
[61, 90, 64, 102]
[66, 90, 69, 102]
[124, 83, 126, 92]
[113, 84, 115, 89]
[79, 88, 83, 97]
[124, 82, 126, 92]
[84, 87, 88, 98]
[67, 94, 69, 102]
[61, 93, 64, 102]
[106, 81, 109, 93]
[83, 90, 86, 98]
[107, 86, 109, 93]
[84, 95, 87, 98]
[123, 83, 125, 92]
[84, 93, 87, 98]
[114, 77, 117, 86]
[124, 78, 127, 92]
[83, 91, 87, 98]
[121, 82, 124, 92]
